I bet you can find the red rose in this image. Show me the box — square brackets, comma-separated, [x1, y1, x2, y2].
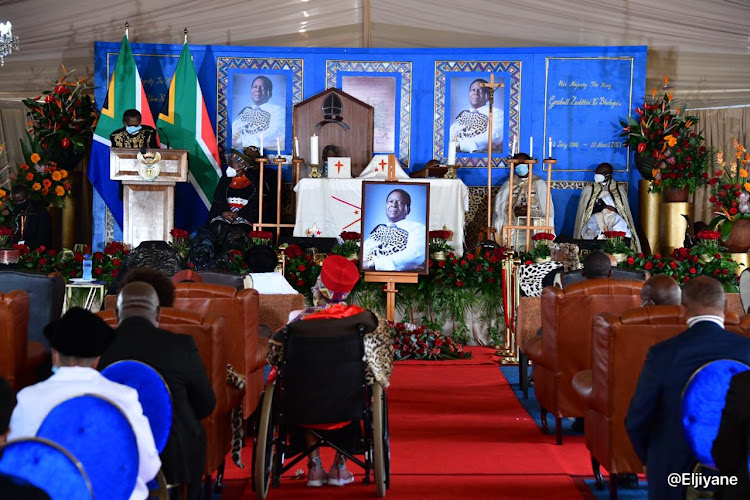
[298, 264, 307, 272]
[487, 266, 494, 272]
[456, 280, 463, 287]
[689, 267, 696, 274]
[296, 279, 304, 286]
[723, 269, 730, 275]
[74, 252, 84, 262]
[627, 257, 635, 265]
[460, 260, 467, 267]
[637, 142, 647, 153]
[644, 262, 653, 270]
[48, 249, 57, 257]
[94, 268, 103, 276]
[438, 261, 445, 268]
[69, 270, 77, 278]
[475, 264, 482, 272]
[466, 253, 474, 260]
[112, 258, 122, 267]
[112, 269, 119, 278]
[730, 207, 739, 215]
[38, 258, 47, 266]
[653, 254, 661, 259]
[488, 277, 495, 284]
[93, 252, 104, 260]
[525, 260, 533, 265]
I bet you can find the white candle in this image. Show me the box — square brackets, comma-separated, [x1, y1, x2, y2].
[548, 136, 553, 158]
[259, 135, 264, 156]
[294, 137, 300, 158]
[276, 137, 281, 157]
[529, 136, 533, 158]
[512, 136, 517, 156]
[447, 141, 457, 166]
[310, 135, 319, 164]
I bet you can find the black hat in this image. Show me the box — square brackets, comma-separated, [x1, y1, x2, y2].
[245, 245, 278, 273]
[44, 307, 115, 357]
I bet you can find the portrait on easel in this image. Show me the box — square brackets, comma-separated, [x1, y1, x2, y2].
[360, 181, 430, 274]
[448, 75, 505, 154]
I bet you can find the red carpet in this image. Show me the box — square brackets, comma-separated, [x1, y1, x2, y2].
[221, 347, 590, 499]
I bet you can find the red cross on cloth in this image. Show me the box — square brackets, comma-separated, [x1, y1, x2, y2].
[335, 160, 344, 174]
[375, 158, 388, 173]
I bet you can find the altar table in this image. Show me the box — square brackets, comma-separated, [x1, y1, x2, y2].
[293, 178, 469, 255]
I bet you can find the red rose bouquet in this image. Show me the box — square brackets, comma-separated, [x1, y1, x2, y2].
[331, 231, 361, 258]
[248, 230, 273, 246]
[169, 228, 191, 259]
[601, 230, 631, 255]
[428, 229, 454, 255]
[0, 226, 12, 248]
[389, 321, 471, 361]
[528, 232, 555, 260]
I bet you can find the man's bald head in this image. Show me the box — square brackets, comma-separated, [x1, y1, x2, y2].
[117, 282, 160, 325]
[641, 274, 681, 306]
[682, 276, 725, 319]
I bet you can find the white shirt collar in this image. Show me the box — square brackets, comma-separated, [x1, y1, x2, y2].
[686, 314, 724, 329]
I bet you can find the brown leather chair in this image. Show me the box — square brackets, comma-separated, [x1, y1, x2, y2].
[173, 283, 262, 419]
[0, 270, 65, 347]
[571, 306, 686, 497]
[97, 307, 231, 484]
[525, 278, 643, 444]
[0, 290, 46, 390]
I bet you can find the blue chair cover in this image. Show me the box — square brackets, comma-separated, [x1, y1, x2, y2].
[102, 360, 173, 452]
[681, 359, 750, 468]
[0, 437, 93, 500]
[36, 394, 139, 500]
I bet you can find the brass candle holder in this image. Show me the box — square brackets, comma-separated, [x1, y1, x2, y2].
[309, 163, 322, 178]
[445, 162, 458, 179]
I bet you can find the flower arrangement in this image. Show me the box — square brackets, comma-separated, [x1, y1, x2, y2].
[223, 249, 250, 274]
[15, 241, 128, 286]
[708, 141, 750, 241]
[282, 244, 322, 297]
[169, 228, 190, 260]
[622, 249, 739, 291]
[601, 231, 631, 255]
[690, 230, 725, 259]
[527, 232, 555, 261]
[428, 229, 454, 255]
[330, 231, 360, 259]
[0, 187, 10, 227]
[13, 152, 71, 207]
[619, 78, 713, 193]
[21, 66, 98, 170]
[389, 321, 471, 361]
[248, 230, 273, 246]
[0, 226, 12, 248]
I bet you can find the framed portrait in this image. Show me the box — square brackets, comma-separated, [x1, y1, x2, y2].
[360, 181, 430, 275]
[434, 60, 521, 168]
[216, 57, 304, 161]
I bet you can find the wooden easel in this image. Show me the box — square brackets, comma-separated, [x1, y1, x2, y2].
[253, 156, 305, 244]
[363, 154, 419, 322]
[497, 156, 556, 363]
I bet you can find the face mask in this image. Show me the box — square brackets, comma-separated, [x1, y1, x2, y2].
[594, 173, 606, 184]
[225, 166, 237, 178]
[516, 164, 529, 176]
[125, 125, 142, 135]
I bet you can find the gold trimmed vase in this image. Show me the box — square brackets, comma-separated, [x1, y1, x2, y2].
[431, 251, 447, 261]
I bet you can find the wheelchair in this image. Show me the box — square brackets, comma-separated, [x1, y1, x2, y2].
[253, 313, 391, 498]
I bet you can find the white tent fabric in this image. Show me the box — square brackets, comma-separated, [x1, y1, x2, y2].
[0, 0, 748, 107]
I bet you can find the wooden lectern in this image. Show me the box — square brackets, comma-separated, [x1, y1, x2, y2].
[110, 148, 188, 248]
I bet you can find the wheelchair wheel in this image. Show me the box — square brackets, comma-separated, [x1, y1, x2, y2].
[373, 383, 389, 498]
[255, 381, 276, 500]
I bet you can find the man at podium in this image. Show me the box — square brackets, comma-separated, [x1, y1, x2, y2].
[110, 109, 158, 149]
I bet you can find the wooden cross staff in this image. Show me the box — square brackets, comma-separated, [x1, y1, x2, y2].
[480, 74, 504, 241]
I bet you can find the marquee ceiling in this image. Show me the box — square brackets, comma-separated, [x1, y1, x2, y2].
[0, 0, 748, 107]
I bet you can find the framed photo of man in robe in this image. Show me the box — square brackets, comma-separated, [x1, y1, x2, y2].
[448, 76, 505, 154]
[360, 181, 430, 275]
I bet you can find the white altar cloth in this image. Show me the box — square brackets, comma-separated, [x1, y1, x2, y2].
[293, 178, 469, 255]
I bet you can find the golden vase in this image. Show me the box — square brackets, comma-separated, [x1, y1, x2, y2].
[639, 179, 661, 255]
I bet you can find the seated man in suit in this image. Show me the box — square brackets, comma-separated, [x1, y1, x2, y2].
[640, 274, 681, 307]
[626, 276, 750, 500]
[99, 282, 216, 500]
[8, 308, 161, 499]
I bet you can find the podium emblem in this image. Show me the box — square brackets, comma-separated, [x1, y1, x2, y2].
[137, 151, 162, 182]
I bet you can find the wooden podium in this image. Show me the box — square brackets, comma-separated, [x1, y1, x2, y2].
[110, 148, 189, 248]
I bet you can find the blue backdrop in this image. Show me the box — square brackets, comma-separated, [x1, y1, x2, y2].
[93, 43, 646, 247]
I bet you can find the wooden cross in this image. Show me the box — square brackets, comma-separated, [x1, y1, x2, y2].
[480, 74, 504, 241]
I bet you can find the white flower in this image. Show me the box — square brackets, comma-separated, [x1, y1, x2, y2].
[740, 192, 749, 204]
[740, 203, 750, 214]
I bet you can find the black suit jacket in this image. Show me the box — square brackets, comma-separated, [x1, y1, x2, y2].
[712, 370, 750, 500]
[99, 316, 216, 484]
[625, 322, 750, 500]
[13, 201, 50, 251]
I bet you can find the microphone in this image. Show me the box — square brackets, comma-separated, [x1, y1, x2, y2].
[159, 127, 171, 149]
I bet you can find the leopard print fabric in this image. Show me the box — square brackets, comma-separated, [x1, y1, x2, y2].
[364, 317, 394, 388]
[226, 364, 246, 468]
[236, 107, 271, 135]
[453, 110, 489, 139]
[518, 261, 563, 297]
[367, 225, 409, 257]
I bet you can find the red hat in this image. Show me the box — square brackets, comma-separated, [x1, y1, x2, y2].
[320, 255, 360, 294]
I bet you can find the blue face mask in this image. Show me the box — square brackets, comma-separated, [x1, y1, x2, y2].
[125, 125, 142, 135]
[516, 164, 529, 176]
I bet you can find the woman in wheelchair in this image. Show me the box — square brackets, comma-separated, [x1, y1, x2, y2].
[265, 255, 393, 489]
